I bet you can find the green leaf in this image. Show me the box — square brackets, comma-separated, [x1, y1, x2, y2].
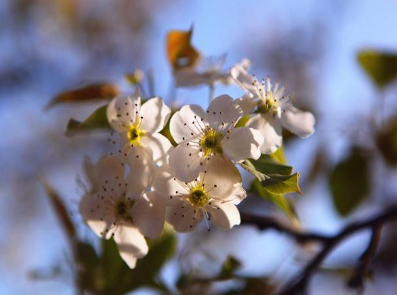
[235, 115, 250, 128]
[251, 179, 298, 221]
[357, 50, 397, 88]
[75, 242, 101, 292]
[219, 256, 242, 280]
[45, 82, 119, 109]
[270, 147, 287, 164]
[329, 147, 371, 216]
[262, 173, 302, 195]
[239, 160, 268, 182]
[376, 117, 397, 166]
[249, 154, 293, 176]
[133, 230, 176, 287]
[65, 104, 111, 136]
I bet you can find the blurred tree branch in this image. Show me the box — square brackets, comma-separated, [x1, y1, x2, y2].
[241, 204, 397, 294]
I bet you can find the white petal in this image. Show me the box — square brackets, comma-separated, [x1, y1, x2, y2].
[224, 183, 247, 205]
[168, 144, 204, 182]
[166, 203, 204, 232]
[140, 133, 173, 166]
[206, 201, 241, 230]
[79, 192, 115, 239]
[222, 127, 263, 162]
[152, 164, 190, 206]
[235, 94, 257, 115]
[125, 147, 156, 198]
[139, 97, 171, 133]
[207, 95, 243, 130]
[114, 224, 149, 268]
[107, 91, 140, 133]
[83, 156, 99, 189]
[131, 192, 165, 239]
[280, 105, 315, 138]
[231, 65, 258, 96]
[203, 156, 241, 201]
[95, 155, 126, 192]
[170, 104, 206, 144]
[247, 113, 282, 154]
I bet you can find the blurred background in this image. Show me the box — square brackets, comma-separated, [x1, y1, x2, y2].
[1, 0, 397, 294]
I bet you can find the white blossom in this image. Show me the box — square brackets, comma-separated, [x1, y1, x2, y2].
[232, 65, 316, 154]
[79, 153, 165, 268]
[174, 56, 250, 87]
[152, 156, 246, 232]
[168, 94, 264, 182]
[107, 90, 172, 165]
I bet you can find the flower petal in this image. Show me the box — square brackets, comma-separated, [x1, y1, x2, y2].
[168, 144, 204, 182]
[95, 155, 126, 192]
[207, 95, 243, 130]
[140, 133, 173, 166]
[107, 90, 140, 133]
[152, 164, 190, 206]
[79, 192, 115, 239]
[203, 155, 241, 201]
[231, 64, 259, 96]
[131, 192, 166, 239]
[166, 202, 204, 232]
[114, 224, 149, 268]
[125, 146, 156, 199]
[247, 113, 282, 154]
[235, 94, 257, 115]
[170, 104, 206, 143]
[139, 97, 171, 133]
[280, 105, 315, 138]
[206, 201, 240, 230]
[222, 126, 263, 162]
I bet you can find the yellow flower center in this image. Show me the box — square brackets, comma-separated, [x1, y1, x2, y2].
[188, 186, 209, 207]
[257, 96, 278, 114]
[127, 122, 145, 146]
[199, 127, 223, 157]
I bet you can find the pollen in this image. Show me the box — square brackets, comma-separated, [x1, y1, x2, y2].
[188, 186, 210, 207]
[199, 127, 223, 157]
[127, 122, 145, 145]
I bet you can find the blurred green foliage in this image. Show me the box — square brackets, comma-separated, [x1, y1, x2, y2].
[329, 147, 371, 216]
[358, 51, 397, 88]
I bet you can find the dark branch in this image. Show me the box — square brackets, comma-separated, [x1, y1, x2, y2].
[240, 204, 397, 295]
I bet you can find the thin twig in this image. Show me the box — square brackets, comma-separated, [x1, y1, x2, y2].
[240, 204, 397, 295]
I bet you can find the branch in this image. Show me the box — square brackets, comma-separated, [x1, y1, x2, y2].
[240, 204, 397, 295]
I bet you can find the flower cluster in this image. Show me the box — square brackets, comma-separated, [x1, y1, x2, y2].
[79, 62, 315, 268]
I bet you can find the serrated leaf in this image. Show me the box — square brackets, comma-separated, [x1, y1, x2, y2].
[358, 50, 397, 88]
[376, 117, 397, 166]
[250, 154, 293, 176]
[262, 173, 302, 195]
[329, 147, 370, 216]
[166, 27, 200, 70]
[251, 179, 298, 221]
[65, 104, 110, 136]
[46, 82, 119, 109]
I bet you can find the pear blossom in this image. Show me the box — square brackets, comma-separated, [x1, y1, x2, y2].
[152, 156, 246, 232]
[107, 90, 172, 165]
[79, 153, 165, 268]
[174, 56, 250, 87]
[168, 94, 264, 182]
[232, 65, 316, 154]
